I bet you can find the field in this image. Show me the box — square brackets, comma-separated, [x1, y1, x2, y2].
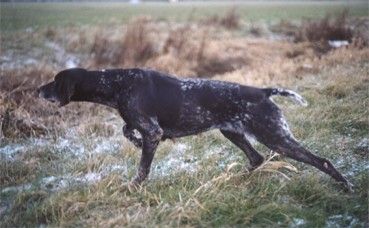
[1, 1, 368, 32]
[1, 1, 369, 227]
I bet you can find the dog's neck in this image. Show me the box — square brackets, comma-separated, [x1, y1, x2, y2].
[71, 72, 119, 109]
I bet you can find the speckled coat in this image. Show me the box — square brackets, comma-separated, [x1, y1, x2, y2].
[38, 68, 352, 190]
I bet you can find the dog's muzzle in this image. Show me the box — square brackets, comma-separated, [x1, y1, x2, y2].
[37, 87, 58, 103]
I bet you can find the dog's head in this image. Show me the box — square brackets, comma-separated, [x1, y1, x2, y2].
[38, 68, 87, 107]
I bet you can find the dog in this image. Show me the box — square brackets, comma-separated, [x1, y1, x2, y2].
[38, 68, 352, 190]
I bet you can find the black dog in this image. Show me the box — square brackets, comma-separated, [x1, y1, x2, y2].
[38, 68, 352, 190]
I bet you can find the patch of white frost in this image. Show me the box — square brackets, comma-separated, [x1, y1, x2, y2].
[54, 138, 85, 157]
[292, 218, 306, 226]
[45, 41, 79, 69]
[0, 144, 26, 160]
[203, 144, 239, 169]
[1, 183, 32, 194]
[93, 140, 120, 154]
[0, 138, 50, 160]
[40, 172, 103, 192]
[76, 173, 102, 183]
[65, 58, 77, 68]
[153, 143, 198, 178]
[326, 214, 362, 227]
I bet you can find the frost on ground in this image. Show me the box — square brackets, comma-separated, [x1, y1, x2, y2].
[0, 40, 80, 71]
[44, 41, 79, 69]
[326, 214, 362, 227]
[333, 136, 369, 177]
[39, 173, 102, 192]
[1, 128, 239, 193]
[153, 143, 198, 178]
[1, 183, 32, 194]
[152, 140, 240, 179]
[0, 138, 50, 161]
[0, 51, 40, 70]
[0, 114, 125, 192]
[292, 218, 306, 226]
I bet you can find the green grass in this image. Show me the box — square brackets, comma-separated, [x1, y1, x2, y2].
[1, 1, 368, 32]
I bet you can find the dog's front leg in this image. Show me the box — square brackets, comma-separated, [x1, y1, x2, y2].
[132, 137, 160, 184]
[131, 118, 163, 185]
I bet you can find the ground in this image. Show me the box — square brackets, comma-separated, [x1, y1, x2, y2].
[0, 1, 368, 227]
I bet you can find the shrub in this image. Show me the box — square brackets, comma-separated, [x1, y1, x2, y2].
[202, 8, 241, 30]
[294, 10, 353, 43]
[91, 17, 157, 67]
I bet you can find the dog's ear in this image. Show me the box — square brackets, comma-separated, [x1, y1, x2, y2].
[55, 73, 76, 107]
[54, 68, 87, 107]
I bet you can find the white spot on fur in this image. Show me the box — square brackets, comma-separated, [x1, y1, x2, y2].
[180, 78, 205, 91]
[99, 75, 107, 85]
[244, 131, 258, 145]
[116, 74, 123, 81]
[279, 116, 294, 138]
[243, 113, 251, 120]
[274, 88, 308, 106]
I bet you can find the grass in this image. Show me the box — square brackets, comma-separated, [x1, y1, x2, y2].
[1, 1, 368, 32]
[1, 55, 368, 227]
[1, 2, 369, 227]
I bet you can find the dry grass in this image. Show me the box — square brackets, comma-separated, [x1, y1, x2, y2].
[202, 8, 241, 30]
[295, 10, 353, 43]
[0, 67, 55, 139]
[90, 17, 158, 67]
[290, 10, 369, 55]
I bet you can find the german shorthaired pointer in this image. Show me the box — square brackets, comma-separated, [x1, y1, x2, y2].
[38, 68, 352, 190]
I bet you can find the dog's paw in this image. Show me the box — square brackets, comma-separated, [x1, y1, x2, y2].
[128, 181, 142, 192]
[247, 162, 264, 172]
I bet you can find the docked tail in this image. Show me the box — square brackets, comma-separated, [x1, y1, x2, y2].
[263, 88, 308, 106]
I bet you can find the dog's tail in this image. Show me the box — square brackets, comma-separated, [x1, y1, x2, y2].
[263, 88, 308, 106]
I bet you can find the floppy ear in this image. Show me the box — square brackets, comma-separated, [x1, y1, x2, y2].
[55, 76, 76, 107]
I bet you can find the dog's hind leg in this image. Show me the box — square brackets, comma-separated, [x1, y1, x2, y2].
[250, 115, 352, 190]
[268, 138, 352, 190]
[220, 129, 264, 170]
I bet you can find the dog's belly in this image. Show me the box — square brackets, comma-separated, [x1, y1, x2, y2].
[160, 117, 219, 139]
[162, 126, 213, 139]
[159, 109, 245, 139]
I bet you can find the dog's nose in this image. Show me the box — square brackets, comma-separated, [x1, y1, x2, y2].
[36, 87, 44, 98]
